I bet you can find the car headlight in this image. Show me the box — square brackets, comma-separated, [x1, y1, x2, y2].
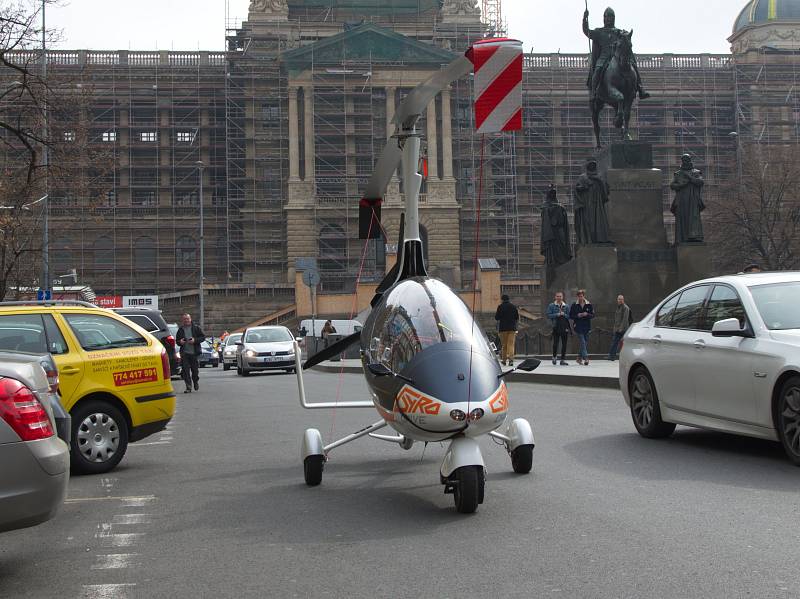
[245, 349, 256, 358]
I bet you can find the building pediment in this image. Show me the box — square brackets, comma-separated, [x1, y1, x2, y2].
[283, 23, 455, 73]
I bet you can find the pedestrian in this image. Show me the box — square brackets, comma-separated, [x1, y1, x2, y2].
[495, 294, 520, 366]
[176, 313, 206, 393]
[569, 289, 594, 366]
[608, 294, 632, 361]
[546, 291, 571, 366]
[321, 320, 337, 348]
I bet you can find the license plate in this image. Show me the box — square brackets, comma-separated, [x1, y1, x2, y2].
[262, 356, 282, 363]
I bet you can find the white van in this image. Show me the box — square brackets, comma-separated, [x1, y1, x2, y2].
[298, 319, 362, 339]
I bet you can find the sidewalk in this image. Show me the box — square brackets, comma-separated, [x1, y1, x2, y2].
[314, 357, 621, 389]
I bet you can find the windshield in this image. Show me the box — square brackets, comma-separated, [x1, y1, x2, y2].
[245, 328, 292, 343]
[750, 282, 800, 330]
[366, 278, 494, 372]
[225, 334, 242, 346]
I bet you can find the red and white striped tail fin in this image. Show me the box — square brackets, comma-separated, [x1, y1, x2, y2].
[466, 38, 523, 134]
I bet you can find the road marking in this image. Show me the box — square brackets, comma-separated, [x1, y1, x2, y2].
[80, 584, 135, 599]
[65, 495, 156, 504]
[111, 514, 152, 525]
[99, 532, 144, 548]
[132, 441, 171, 446]
[90, 554, 139, 570]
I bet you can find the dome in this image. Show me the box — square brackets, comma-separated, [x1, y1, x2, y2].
[733, 0, 800, 33]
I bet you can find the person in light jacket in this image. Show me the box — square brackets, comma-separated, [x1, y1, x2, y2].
[546, 291, 571, 366]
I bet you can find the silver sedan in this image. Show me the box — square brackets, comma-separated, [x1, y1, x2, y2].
[0, 352, 70, 533]
[620, 272, 800, 466]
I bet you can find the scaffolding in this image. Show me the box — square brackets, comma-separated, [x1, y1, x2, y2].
[13, 50, 229, 296]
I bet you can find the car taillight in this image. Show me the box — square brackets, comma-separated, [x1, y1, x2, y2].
[165, 335, 176, 349]
[160, 348, 170, 380]
[39, 361, 59, 395]
[0, 377, 54, 441]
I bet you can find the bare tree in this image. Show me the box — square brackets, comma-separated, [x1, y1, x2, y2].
[708, 143, 800, 273]
[0, 1, 111, 300]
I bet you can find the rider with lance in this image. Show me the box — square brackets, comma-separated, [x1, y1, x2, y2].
[583, 6, 650, 101]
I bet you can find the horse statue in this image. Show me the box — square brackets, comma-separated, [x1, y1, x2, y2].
[590, 30, 636, 149]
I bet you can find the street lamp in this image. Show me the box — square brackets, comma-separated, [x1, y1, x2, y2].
[196, 161, 205, 331]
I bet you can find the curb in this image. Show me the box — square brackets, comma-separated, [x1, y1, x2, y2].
[313, 363, 620, 390]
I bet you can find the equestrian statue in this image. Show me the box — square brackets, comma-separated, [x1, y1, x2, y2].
[583, 6, 650, 148]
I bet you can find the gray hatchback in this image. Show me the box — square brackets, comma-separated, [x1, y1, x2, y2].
[0, 352, 70, 533]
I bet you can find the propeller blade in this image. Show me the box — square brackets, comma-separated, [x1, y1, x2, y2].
[370, 213, 405, 307]
[302, 332, 361, 370]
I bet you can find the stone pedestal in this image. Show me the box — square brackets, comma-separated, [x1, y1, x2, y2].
[676, 243, 712, 288]
[575, 245, 618, 331]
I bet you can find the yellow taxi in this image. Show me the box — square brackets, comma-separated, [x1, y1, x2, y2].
[0, 301, 176, 474]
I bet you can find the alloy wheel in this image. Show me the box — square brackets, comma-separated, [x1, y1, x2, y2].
[781, 386, 800, 458]
[631, 373, 654, 429]
[76, 412, 120, 463]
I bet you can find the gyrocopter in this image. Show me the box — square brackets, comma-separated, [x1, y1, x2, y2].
[291, 39, 540, 514]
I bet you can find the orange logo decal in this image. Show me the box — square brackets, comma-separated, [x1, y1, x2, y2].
[489, 385, 509, 414]
[396, 386, 442, 415]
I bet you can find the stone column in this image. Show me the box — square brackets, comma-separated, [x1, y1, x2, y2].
[385, 86, 396, 136]
[288, 87, 300, 181]
[426, 97, 439, 180]
[441, 88, 454, 180]
[303, 85, 315, 182]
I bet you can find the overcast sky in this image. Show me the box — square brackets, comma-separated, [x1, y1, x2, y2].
[46, 0, 744, 54]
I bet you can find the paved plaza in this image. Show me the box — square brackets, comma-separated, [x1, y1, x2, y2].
[2, 368, 799, 598]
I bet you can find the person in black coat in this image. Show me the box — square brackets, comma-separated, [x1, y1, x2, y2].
[495, 295, 520, 366]
[175, 313, 206, 393]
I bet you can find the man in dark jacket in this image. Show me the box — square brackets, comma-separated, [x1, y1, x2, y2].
[569, 290, 594, 365]
[176, 313, 206, 393]
[495, 294, 519, 366]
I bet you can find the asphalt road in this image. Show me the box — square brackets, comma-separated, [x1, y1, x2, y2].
[2, 367, 800, 598]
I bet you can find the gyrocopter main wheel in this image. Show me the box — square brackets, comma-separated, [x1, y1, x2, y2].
[304, 455, 324, 486]
[510, 444, 534, 474]
[453, 466, 484, 514]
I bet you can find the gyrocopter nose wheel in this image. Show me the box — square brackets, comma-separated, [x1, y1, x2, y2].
[452, 466, 484, 514]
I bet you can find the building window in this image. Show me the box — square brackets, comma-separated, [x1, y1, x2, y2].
[177, 131, 195, 143]
[104, 191, 117, 206]
[132, 191, 157, 207]
[176, 236, 197, 268]
[63, 131, 75, 142]
[134, 237, 157, 271]
[102, 131, 117, 142]
[140, 131, 157, 143]
[94, 236, 113, 268]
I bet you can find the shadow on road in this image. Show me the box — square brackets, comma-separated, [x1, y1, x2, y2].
[564, 429, 798, 491]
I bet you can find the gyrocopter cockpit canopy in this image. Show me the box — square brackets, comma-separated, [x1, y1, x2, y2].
[364, 278, 495, 374]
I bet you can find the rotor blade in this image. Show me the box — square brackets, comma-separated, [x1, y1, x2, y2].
[302, 332, 361, 370]
[362, 140, 402, 201]
[392, 55, 473, 130]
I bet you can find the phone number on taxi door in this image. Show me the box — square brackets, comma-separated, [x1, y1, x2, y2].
[113, 368, 158, 387]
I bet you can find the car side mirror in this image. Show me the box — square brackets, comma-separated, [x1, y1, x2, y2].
[712, 318, 753, 338]
[516, 358, 541, 372]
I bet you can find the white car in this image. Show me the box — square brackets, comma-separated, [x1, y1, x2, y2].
[620, 272, 800, 465]
[235, 326, 296, 376]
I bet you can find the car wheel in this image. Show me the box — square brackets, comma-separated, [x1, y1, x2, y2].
[629, 367, 676, 439]
[777, 376, 800, 466]
[70, 400, 129, 475]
